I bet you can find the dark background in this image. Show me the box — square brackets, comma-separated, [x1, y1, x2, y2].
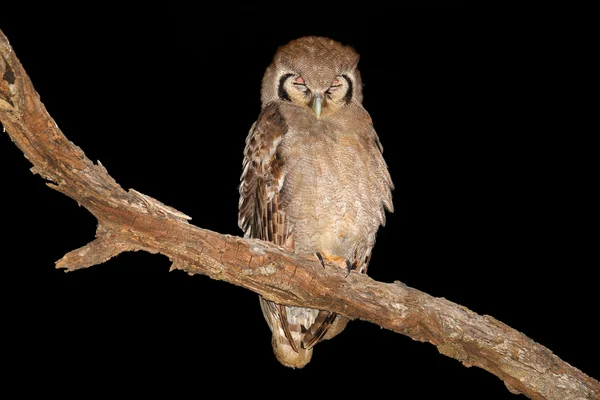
[1, 4, 597, 399]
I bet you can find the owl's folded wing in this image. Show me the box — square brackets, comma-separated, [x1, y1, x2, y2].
[238, 102, 290, 247]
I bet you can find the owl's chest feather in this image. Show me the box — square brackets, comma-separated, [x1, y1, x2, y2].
[278, 127, 378, 255]
[281, 128, 366, 203]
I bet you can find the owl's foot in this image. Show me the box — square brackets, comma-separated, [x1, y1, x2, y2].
[314, 251, 355, 278]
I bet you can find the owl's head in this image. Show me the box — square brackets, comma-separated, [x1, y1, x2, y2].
[261, 36, 363, 118]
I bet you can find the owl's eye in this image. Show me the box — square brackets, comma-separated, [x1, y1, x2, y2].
[326, 78, 342, 94]
[293, 76, 308, 93]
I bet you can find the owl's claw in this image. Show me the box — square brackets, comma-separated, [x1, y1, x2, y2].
[316, 251, 354, 278]
[345, 260, 352, 278]
[315, 251, 326, 268]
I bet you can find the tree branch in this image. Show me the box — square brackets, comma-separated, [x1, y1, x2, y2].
[1, 29, 597, 400]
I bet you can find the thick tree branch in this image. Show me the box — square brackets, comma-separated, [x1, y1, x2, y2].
[0, 30, 597, 400]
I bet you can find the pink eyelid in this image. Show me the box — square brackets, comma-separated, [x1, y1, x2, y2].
[294, 77, 341, 86]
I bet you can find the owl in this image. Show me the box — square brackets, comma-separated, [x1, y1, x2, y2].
[238, 36, 393, 368]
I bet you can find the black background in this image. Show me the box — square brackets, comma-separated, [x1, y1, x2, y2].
[1, 4, 597, 399]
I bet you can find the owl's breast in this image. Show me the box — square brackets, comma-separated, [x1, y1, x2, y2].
[278, 125, 383, 259]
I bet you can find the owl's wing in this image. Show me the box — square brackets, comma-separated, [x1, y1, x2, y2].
[238, 102, 290, 247]
[239, 102, 303, 351]
[353, 126, 395, 275]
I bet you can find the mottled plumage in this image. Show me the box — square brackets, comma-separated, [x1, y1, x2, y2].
[238, 36, 393, 368]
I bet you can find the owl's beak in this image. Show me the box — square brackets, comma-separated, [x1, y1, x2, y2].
[310, 93, 323, 118]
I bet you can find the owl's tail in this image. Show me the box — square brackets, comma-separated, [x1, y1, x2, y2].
[259, 297, 316, 368]
[259, 296, 352, 368]
[271, 326, 313, 368]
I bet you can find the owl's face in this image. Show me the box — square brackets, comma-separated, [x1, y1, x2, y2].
[260, 36, 363, 118]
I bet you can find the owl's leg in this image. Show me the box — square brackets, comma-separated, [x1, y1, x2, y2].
[314, 251, 355, 278]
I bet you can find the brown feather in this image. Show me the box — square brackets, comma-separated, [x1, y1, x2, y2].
[302, 311, 338, 350]
[238, 102, 288, 244]
[277, 304, 299, 353]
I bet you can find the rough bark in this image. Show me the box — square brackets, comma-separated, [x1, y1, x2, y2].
[0, 30, 597, 400]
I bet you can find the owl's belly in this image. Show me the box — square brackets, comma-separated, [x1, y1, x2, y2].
[280, 137, 380, 260]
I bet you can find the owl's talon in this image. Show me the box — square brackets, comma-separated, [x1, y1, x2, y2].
[315, 251, 325, 268]
[345, 260, 352, 278]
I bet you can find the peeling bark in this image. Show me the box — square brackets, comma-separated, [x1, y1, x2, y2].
[0, 29, 598, 400]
